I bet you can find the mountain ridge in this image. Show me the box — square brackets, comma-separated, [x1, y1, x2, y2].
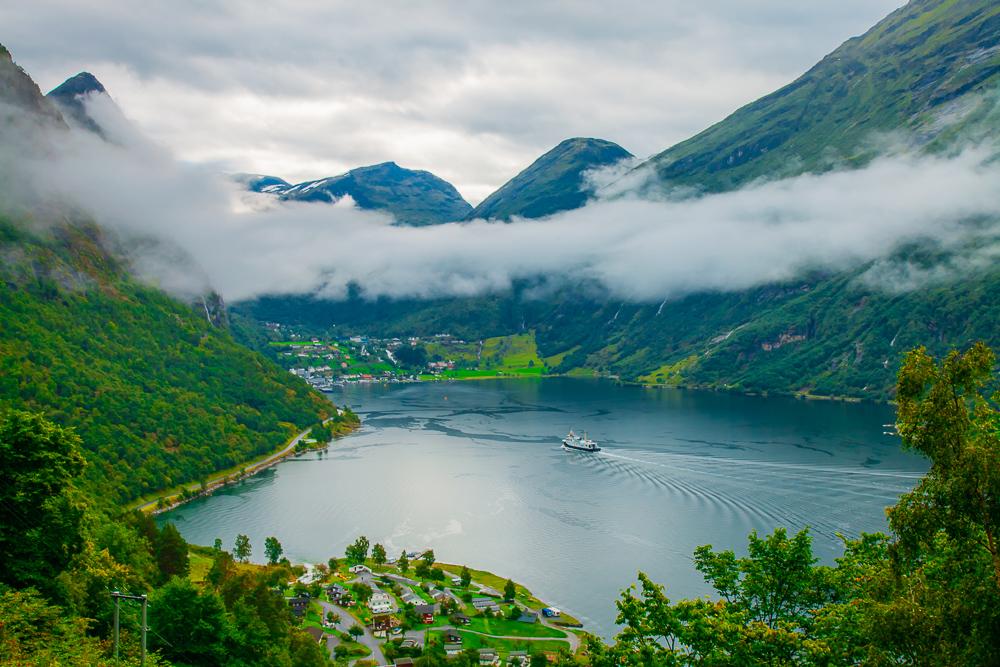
[246, 161, 473, 225]
[639, 0, 1000, 191]
[468, 137, 633, 220]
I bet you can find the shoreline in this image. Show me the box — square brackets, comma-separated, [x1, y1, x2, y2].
[133, 415, 360, 516]
[408, 371, 888, 406]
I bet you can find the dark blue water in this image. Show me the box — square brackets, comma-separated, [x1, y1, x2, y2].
[161, 379, 924, 637]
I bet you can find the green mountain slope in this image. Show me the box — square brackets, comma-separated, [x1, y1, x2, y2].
[0, 43, 338, 506]
[468, 137, 633, 220]
[245, 161, 472, 225]
[644, 0, 1000, 191]
[0, 218, 334, 505]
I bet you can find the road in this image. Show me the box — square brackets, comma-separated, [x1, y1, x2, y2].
[136, 420, 326, 513]
[317, 598, 387, 665]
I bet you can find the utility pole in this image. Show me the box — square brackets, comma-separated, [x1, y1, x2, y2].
[112, 591, 120, 664]
[110, 591, 149, 666]
[140, 594, 148, 667]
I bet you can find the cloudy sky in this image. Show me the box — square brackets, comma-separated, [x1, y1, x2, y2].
[3, 1, 903, 203]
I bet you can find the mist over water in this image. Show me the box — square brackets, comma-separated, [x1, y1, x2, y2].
[160, 379, 924, 637]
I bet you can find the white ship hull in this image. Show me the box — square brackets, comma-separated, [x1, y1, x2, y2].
[562, 430, 601, 452]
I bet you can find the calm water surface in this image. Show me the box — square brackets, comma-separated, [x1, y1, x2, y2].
[161, 379, 925, 636]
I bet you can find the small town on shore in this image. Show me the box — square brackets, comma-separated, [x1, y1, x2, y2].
[262, 322, 557, 390]
[197, 535, 585, 666]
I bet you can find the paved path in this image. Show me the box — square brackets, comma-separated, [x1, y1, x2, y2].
[318, 598, 387, 665]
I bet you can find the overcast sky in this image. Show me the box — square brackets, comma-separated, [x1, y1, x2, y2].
[3, 1, 904, 203]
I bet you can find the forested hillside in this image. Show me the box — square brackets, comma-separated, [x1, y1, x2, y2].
[0, 217, 333, 505]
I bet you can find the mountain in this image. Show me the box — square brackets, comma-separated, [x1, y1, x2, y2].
[468, 137, 633, 220]
[46, 71, 111, 137]
[247, 162, 473, 225]
[0, 46, 337, 505]
[237, 0, 1000, 401]
[0, 44, 65, 128]
[236, 173, 292, 193]
[642, 0, 1000, 191]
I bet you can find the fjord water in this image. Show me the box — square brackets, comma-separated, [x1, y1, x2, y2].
[161, 379, 924, 636]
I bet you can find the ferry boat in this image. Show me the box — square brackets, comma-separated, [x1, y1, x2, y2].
[562, 430, 601, 452]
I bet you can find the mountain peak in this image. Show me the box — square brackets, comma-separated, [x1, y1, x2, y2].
[247, 162, 472, 225]
[46, 71, 118, 137]
[468, 137, 633, 221]
[48, 72, 107, 99]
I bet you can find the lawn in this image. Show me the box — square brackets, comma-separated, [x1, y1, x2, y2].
[481, 333, 545, 372]
[464, 616, 566, 639]
[428, 629, 569, 655]
[187, 548, 214, 584]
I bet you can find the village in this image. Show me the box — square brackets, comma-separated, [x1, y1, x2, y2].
[280, 543, 582, 666]
[262, 323, 552, 390]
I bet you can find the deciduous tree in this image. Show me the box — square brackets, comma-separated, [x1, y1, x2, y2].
[372, 542, 387, 566]
[264, 536, 283, 565]
[0, 410, 87, 596]
[234, 534, 252, 563]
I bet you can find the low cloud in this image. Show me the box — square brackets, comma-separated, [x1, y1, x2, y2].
[4, 97, 999, 304]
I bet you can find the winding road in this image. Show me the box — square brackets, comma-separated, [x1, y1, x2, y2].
[136, 418, 336, 514]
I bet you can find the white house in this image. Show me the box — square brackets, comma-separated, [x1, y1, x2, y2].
[369, 591, 394, 614]
[350, 564, 372, 575]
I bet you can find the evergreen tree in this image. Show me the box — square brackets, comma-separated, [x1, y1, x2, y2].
[460, 565, 471, 588]
[155, 523, 190, 583]
[149, 577, 230, 665]
[398, 551, 409, 574]
[504, 578, 517, 602]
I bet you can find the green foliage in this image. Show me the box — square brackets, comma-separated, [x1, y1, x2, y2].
[595, 342, 1000, 666]
[264, 535, 284, 565]
[398, 551, 409, 574]
[149, 576, 230, 665]
[0, 409, 86, 597]
[395, 344, 429, 368]
[693, 527, 823, 629]
[308, 422, 332, 443]
[346, 535, 370, 563]
[504, 578, 517, 602]
[372, 542, 387, 565]
[892, 342, 1000, 586]
[460, 565, 471, 588]
[154, 522, 190, 583]
[288, 628, 329, 667]
[233, 534, 252, 563]
[351, 582, 373, 603]
[0, 220, 333, 506]
[0, 588, 155, 666]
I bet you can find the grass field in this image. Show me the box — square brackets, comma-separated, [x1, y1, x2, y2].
[464, 616, 566, 639]
[428, 629, 569, 654]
